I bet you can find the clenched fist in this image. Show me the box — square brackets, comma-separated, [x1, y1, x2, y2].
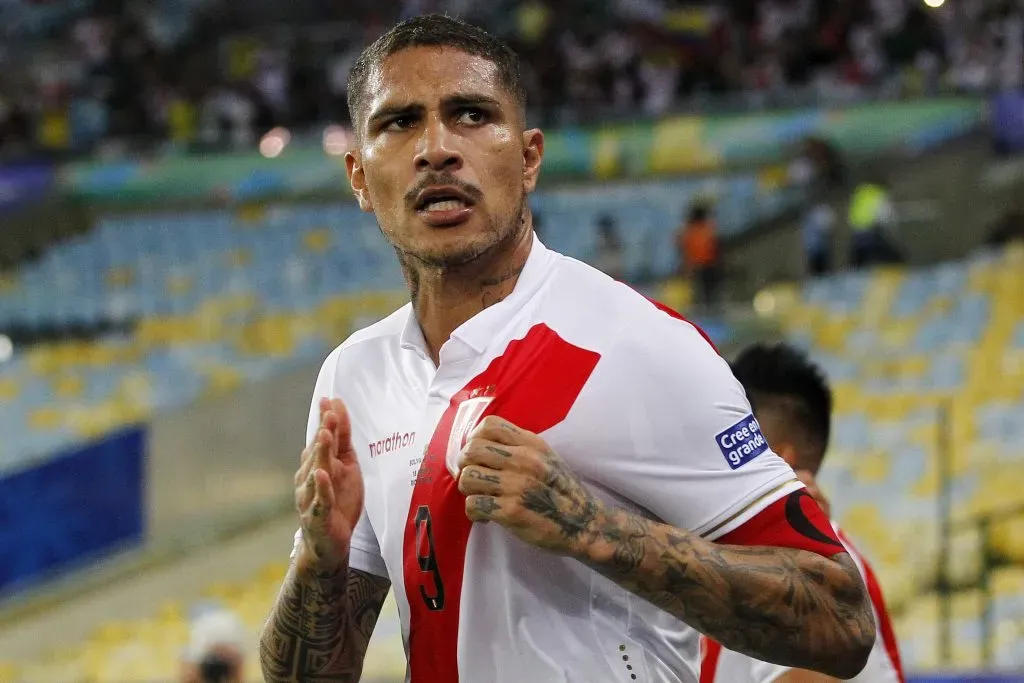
[456, 415, 606, 558]
[293, 397, 364, 572]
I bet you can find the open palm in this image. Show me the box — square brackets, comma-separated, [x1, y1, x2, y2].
[294, 397, 365, 570]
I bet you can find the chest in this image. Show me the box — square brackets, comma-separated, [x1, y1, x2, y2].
[355, 323, 604, 573]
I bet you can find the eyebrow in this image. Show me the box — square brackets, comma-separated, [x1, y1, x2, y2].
[366, 93, 504, 129]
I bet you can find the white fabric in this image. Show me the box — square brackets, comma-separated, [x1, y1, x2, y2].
[702, 522, 903, 683]
[297, 235, 799, 683]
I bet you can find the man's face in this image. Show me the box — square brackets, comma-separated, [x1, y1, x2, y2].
[346, 46, 544, 268]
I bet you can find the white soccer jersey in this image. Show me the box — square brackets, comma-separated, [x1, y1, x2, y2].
[700, 524, 905, 683]
[301, 235, 804, 683]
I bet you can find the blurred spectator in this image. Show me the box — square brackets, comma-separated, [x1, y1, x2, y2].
[802, 199, 837, 276]
[677, 199, 720, 310]
[1, 0, 1022, 159]
[987, 209, 1024, 247]
[592, 213, 625, 281]
[180, 608, 247, 683]
[847, 174, 904, 268]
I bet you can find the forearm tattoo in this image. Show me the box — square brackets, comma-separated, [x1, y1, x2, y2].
[582, 507, 875, 677]
[260, 564, 390, 683]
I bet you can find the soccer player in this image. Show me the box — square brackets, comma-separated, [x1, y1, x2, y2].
[259, 15, 875, 683]
[700, 342, 905, 683]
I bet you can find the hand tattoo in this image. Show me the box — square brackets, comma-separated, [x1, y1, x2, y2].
[520, 454, 601, 545]
[260, 564, 390, 683]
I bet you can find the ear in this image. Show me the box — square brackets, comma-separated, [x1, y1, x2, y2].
[345, 149, 374, 213]
[522, 128, 544, 194]
[773, 441, 800, 471]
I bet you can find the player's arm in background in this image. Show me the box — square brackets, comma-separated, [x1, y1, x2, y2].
[575, 317, 875, 679]
[259, 356, 391, 683]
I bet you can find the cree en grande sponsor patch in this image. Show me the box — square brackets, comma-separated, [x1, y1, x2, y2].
[716, 414, 769, 469]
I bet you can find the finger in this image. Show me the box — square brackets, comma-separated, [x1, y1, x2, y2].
[465, 494, 502, 523]
[311, 468, 336, 517]
[328, 398, 357, 464]
[296, 461, 317, 512]
[470, 415, 532, 447]
[457, 466, 504, 496]
[318, 397, 331, 427]
[295, 442, 315, 484]
[316, 428, 334, 470]
[460, 438, 518, 471]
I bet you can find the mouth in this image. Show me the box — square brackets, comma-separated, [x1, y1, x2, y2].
[414, 186, 477, 227]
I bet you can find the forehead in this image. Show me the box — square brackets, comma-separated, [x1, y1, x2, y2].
[366, 46, 507, 109]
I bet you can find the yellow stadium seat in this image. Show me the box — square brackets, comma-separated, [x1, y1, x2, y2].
[0, 272, 17, 293]
[203, 366, 243, 394]
[236, 203, 266, 224]
[28, 407, 64, 431]
[991, 516, 1024, 563]
[106, 266, 135, 288]
[258, 561, 289, 583]
[991, 566, 1024, 597]
[223, 248, 252, 268]
[52, 373, 85, 399]
[658, 278, 693, 314]
[166, 273, 194, 296]
[303, 228, 333, 253]
[0, 377, 20, 400]
[851, 451, 891, 484]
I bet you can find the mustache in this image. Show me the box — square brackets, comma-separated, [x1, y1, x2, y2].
[405, 172, 484, 207]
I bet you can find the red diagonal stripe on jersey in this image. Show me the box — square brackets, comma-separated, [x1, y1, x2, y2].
[402, 323, 601, 683]
[837, 529, 906, 682]
[699, 637, 723, 683]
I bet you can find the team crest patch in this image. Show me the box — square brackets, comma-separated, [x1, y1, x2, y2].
[716, 414, 769, 469]
[445, 394, 494, 478]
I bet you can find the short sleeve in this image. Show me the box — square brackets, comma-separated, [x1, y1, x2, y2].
[596, 310, 802, 538]
[290, 349, 389, 579]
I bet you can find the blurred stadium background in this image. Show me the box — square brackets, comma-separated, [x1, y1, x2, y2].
[0, 0, 1023, 681]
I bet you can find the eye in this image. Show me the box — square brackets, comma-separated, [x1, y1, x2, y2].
[385, 115, 416, 131]
[455, 107, 487, 125]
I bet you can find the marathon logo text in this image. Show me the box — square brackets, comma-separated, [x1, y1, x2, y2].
[716, 414, 769, 470]
[368, 431, 416, 458]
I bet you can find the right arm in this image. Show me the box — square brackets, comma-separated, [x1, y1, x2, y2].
[260, 387, 387, 683]
[259, 558, 390, 683]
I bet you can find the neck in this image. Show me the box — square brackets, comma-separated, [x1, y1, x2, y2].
[405, 223, 534, 365]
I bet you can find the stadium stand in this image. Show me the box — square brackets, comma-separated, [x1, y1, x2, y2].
[3, 2, 1024, 682]
[0, 173, 803, 473]
[4, 242, 1023, 682]
[755, 242, 1024, 671]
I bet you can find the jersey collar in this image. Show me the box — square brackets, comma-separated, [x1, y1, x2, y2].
[399, 232, 556, 362]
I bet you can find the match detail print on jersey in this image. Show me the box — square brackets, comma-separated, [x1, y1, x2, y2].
[401, 323, 601, 683]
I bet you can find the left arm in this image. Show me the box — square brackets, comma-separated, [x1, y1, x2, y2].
[582, 503, 870, 679]
[457, 416, 875, 680]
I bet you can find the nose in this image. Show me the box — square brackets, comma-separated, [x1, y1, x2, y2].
[414, 116, 463, 172]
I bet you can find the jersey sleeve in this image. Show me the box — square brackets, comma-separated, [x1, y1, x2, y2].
[291, 349, 389, 579]
[604, 310, 802, 538]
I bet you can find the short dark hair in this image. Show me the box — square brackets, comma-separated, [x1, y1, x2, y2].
[731, 342, 832, 471]
[347, 14, 527, 134]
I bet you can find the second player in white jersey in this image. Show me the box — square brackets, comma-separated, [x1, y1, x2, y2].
[700, 342, 905, 683]
[702, 524, 904, 683]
